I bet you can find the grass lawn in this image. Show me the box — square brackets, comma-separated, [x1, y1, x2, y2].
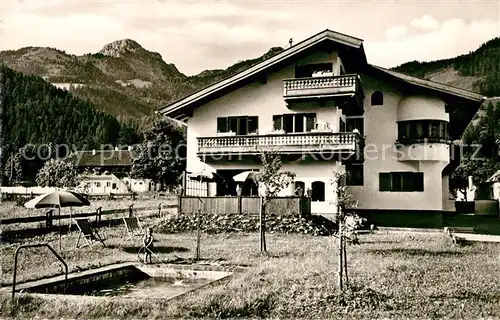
[1, 222, 500, 319]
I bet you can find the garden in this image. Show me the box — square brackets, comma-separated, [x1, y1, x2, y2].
[1, 211, 500, 319]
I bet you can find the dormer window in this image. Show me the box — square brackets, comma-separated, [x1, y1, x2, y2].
[371, 91, 384, 106]
[295, 63, 333, 78]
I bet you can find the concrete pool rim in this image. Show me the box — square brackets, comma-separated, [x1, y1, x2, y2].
[2, 262, 235, 301]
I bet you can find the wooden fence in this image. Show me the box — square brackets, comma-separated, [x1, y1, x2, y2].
[1, 191, 175, 201]
[179, 196, 311, 216]
[0, 204, 177, 228]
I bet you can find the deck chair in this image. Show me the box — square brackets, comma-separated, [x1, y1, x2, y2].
[123, 217, 144, 241]
[74, 218, 107, 249]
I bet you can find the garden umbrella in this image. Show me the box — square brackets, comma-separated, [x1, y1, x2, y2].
[233, 171, 260, 183]
[25, 190, 90, 252]
[188, 171, 225, 183]
[188, 162, 224, 183]
[233, 171, 260, 196]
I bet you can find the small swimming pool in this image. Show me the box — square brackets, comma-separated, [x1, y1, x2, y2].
[7, 263, 232, 301]
[91, 277, 213, 299]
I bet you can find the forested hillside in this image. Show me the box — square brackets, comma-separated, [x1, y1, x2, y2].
[394, 37, 500, 96]
[0, 65, 140, 184]
[0, 40, 284, 120]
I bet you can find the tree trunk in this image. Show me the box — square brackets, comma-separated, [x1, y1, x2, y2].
[343, 234, 348, 287]
[195, 209, 202, 260]
[337, 216, 343, 291]
[260, 197, 267, 253]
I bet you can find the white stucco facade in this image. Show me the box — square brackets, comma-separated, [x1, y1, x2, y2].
[167, 31, 482, 215]
[77, 174, 152, 194]
[185, 50, 349, 214]
[347, 74, 451, 211]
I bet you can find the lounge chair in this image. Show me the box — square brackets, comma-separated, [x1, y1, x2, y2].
[74, 218, 107, 249]
[123, 216, 144, 241]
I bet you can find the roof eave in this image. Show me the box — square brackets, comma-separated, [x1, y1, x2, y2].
[369, 64, 485, 102]
[159, 29, 366, 118]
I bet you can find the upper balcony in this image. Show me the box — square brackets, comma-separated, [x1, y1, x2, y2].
[197, 131, 363, 161]
[283, 74, 364, 115]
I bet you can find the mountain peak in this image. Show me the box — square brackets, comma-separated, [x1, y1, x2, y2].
[99, 39, 143, 57]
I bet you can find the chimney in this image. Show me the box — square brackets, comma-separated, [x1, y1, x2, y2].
[92, 149, 96, 155]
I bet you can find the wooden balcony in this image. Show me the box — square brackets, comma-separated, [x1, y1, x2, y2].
[197, 132, 362, 159]
[283, 74, 364, 115]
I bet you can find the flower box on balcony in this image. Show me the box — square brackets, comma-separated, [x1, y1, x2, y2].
[217, 131, 236, 137]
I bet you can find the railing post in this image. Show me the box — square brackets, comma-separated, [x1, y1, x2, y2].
[195, 209, 202, 260]
[158, 203, 162, 217]
[95, 207, 102, 226]
[129, 204, 134, 218]
[12, 244, 68, 302]
[46, 209, 53, 229]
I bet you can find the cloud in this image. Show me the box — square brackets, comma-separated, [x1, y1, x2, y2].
[385, 25, 408, 40]
[2, 1, 498, 75]
[411, 15, 440, 30]
[366, 18, 498, 68]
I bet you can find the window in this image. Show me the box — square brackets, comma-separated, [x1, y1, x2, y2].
[273, 113, 316, 133]
[295, 63, 333, 78]
[95, 182, 101, 187]
[379, 172, 424, 192]
[346, 117, 364, 135]
[217, 116, 258, 135]
[112, 183, 117, 189]
[106, 182, 111, 187]
[311, 181, 325, 201]
[346, 164, 364, 186]
[371, 91, 384, 106]
[397, 120, 449, 143]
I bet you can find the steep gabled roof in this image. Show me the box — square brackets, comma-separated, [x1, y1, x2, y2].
[159, 29, 366, 120]
[159, 29, 485, 122]
[71, 150, 133, 167]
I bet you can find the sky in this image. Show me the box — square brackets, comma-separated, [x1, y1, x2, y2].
[1, 0, 499, 76]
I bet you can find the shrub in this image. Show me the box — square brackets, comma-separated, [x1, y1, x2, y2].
[159, 212, 338, 236]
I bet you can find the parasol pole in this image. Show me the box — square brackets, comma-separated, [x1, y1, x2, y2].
[69, 207, 72, 233]
[58, 205, 62, 253]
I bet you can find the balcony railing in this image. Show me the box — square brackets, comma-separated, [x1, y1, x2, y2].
[197, 132, 362, 156]
[283, 74, 363, 100]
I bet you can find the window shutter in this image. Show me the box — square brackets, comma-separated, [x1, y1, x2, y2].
[392, 172, 403, 192]
[248, 117, 258, 134]
[217, 117, 227, 133]
[238, 117, 248, 135]
[228, 117, 238, 133]
[273, 115, 282, 131]
[379, 173, 391, 191]
[402, 173, 413, 192]
[283, 114, 294, 133]
[294, 114, 305, 133]
[415, 172, 424, 191]
[306, 114, 316, 131]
